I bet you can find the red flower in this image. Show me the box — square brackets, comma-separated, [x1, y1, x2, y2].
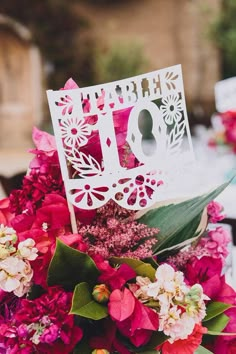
[0, 198, 13, 224]
[159, 323, 207, 354]
[12, 194, 87, 288]
[9, 165, 65, 216]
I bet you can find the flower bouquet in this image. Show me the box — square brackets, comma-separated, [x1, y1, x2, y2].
[0, 73, 236, 354]
[209, 110, 236, 154]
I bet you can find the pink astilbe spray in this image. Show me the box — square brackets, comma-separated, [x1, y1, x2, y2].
[78, 201, 159, 259]
[167, 226, 231, 269]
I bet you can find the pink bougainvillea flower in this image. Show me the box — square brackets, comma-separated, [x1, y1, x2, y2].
[117, 295, 159, 347]
[94, 255, 136, 290]
[31, 194, 70, 232]
[108, 288, 136, 322]
[29, 127, 58, 169]
[213, 307, 236, 354]
[108, 287, 159, 347]
[185, 256, 236, 304]
[0, 198, 13, 225]
[159, 323, 207, 354]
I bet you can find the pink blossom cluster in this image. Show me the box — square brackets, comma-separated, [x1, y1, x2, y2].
[209, 110, 236, 153]
[207, 201, 225, 223]
[168, 225, 231, 270]
[221, 110, 236, 153]
[199, 226, 231, 262]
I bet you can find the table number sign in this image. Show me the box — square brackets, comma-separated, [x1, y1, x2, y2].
[47, 64, 194, 220]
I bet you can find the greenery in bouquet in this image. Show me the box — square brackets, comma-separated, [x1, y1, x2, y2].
[209, 110, 236, 154]
[0, 79, 236, 354]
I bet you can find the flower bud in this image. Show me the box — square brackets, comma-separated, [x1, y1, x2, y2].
[92, 284, 110, 303]
[186, 284, 203, 303]
[92, 350, 110, 354]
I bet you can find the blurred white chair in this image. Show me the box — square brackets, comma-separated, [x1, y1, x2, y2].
[215, 76, 236, 113]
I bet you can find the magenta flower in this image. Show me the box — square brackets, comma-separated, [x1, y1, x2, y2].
[0, 199, 13, 225]
[185, 256, 236, 303]
[29, 127, 58, 169]
[108, 287, 159, 347]
[213, 307, 236, 353]
[207, 201, 225, 223]
[0, 287, 83, 353]
[99, 265, 136, 291]
[89, 319, 132, 354]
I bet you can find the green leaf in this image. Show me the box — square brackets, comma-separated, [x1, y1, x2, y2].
[205, 313, 229, 333]
[70, 282, 108, 320]
[47, 239, 100, 290]
[194, 345, 213, 354]
[110, 257, 156, 281]
[138, 181, 230, 254]
[204, 301, 232, 322]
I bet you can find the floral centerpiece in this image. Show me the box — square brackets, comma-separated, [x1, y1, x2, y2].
[0, 78, 236, 354]
[209, 110, 236, 153]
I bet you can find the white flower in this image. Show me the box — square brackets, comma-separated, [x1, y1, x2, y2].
[164, 312, 196, 342]
[18, 238, 38, 261]
[161, 94, 183, 125]
[146, 264, 188, 300]
[60, 116, 91, 147]
[0, 224, 17, 244]
[0, 256, 33, 297]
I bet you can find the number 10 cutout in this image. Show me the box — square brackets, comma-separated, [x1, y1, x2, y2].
[47, 65, 194, 218]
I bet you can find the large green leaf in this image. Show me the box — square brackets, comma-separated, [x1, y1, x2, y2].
[204, 301, 232, 322]
[205, 313, 229, 333]
[110, 257, 156, 281]
[194, 345, 213, 354]
[70, 282, 108, 320]
[47, 240, 100, 290]
[138, 181, 230, 254]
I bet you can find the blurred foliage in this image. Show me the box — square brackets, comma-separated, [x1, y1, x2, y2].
[95, 41, 148, 84]
[0, 0, 97, 88]
[210, 0, 236, 78]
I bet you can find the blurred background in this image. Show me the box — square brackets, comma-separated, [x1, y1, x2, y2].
[0, 0, 235, 195]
